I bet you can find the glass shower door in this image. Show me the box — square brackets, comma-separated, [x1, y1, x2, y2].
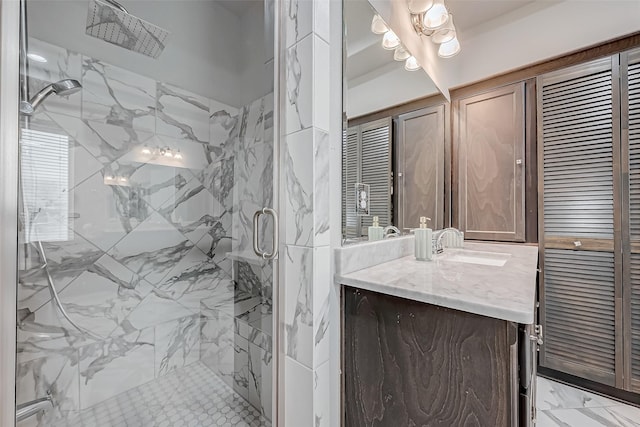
[15, 0, 277, 425]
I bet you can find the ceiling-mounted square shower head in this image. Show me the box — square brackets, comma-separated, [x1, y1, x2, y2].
[85, 0, 170, 59]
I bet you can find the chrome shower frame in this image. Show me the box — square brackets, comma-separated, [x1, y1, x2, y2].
[0, 0, 20, 425]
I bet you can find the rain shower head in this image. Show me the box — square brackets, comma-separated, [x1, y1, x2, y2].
[19, 79, 82, 116]
[85, 0, 170, 59]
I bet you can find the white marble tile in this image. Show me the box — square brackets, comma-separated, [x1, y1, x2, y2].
[313, 35, 331, 133]
[72, 171, 151, 251]
[157, 176, 224, 245]
[284, 356, 313, 427]
[313, 128, 330, 245]
[537, 405, 640, 427]
[108, 212, 193, 285]
[156, 82, 210, 143]
[16, 353, 80, 425]
[537, 377, 621, 410]
[314, 0, 330, 44]
[81, 57, 156, 131]
[313, 246, 331, 368]
[45, 112, 155, 166]
[209, 98, 237, 148]
[26, 38, 82, 119]
[335, 235, 415, 276]
[285, 0, 313, 48]
[248, 339, 273, 421]
[156, 245, 232, 311]
[155, 315, 200, 377]
[313, 359, 331, 427]
[284, 245, 313, 368]
[118, 289, 194, 333]
[285, 35, 312, 134]
[124, 161, 196, 210]
[17, 232, 103, 312]
[49, 254, 154, 338]
[284, 128, 314, 246]
[78, 328, 155, 409]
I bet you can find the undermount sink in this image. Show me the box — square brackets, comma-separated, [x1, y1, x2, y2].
[439, 249, 511, 267]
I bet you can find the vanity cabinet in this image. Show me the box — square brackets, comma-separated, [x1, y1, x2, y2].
[343, 287, 528, 427]
[456, 82, 526, 242]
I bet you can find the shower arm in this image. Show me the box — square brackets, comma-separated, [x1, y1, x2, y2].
[34, 241, 103, 341]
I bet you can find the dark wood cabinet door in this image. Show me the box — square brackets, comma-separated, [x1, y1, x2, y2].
[343, 287, 513, 427]
[457, 83, 525, 242]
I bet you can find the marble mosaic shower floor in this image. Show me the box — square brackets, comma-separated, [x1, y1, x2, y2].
[537, 377, 640, 426]
[52, 361, 270, 427]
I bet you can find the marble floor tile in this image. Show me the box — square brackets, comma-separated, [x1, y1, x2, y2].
[537, 376, 621, 411]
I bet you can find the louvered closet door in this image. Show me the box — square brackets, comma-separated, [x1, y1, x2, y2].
[360, 118, 392, 231]
[343, 127, 359, 238]
[538, 57, 622, 387]
[624, 48, 640, 392]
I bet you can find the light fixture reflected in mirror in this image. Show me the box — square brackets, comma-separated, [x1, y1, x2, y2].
[394, 45, 411, 61]
[407, 0, 433, 14]
[371, 14, 389, 34]
[431, 14, 456, 44]
[404, 56, 421, 71]
[382, 30, 400, 50]
[423, 0, 449, 30]
[438, 36, 461, 58]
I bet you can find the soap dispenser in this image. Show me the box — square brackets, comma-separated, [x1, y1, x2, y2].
[368, 216, 384, 241]
[414, 217, 432, 261]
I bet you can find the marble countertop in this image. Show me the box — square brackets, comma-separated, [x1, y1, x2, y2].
[336, 241, 539, 324]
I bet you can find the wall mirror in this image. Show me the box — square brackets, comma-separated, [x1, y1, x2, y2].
[342, 0, 449, 244]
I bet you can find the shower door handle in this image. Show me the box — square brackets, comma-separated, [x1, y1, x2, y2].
[253, 208, 279, 260]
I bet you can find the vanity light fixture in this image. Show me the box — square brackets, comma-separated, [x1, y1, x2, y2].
[404, 56, 421, 71]
[174, 150, 183, 160]
[394, 45, 411, 61]
[370, 15, 421, 72]
[141, 145, 151, 154]
[408, 0, 461, 57]
[371, 14, 389, 34]
[381, 30, 400, 50]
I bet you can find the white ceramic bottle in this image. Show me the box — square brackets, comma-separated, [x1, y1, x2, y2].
[368, 216, 384, 241]
[414, 216, 432, 261]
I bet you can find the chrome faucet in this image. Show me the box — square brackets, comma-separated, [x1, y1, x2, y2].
[383, 225, 402, 238]
[433, 227, 464, 253]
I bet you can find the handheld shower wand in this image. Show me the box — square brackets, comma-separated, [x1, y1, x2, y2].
[19, 79, 82, 116]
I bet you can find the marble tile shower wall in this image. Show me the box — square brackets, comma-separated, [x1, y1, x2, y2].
[16, 37, 272, 425]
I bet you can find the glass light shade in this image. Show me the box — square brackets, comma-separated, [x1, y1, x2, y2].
[404, 56, 421, 71]
[431, 14, 456, 44]
[371, 14, 389, 34]
[394, 46, 411, 61]
[423, 0, 449, 30]
[407, 0, 433, 14]
[27, 52, 47, 63]
[382, 31, 400, 50]
[438, 36, 461, 58]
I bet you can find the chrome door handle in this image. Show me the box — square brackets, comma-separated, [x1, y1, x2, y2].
[252, 207, 279, 260]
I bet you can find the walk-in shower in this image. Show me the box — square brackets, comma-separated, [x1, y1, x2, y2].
[14, 0, 278, 425]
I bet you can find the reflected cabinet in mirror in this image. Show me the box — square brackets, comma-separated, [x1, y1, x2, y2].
[342, 0, 448, 244]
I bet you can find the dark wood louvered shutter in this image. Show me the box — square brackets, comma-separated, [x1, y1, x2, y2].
[359, 119, 392, 231]
[343, 127, 359, 238]
[538, 56, 621, 387]
[625, 48, 640, 392]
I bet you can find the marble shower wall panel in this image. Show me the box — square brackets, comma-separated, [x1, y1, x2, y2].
[154, 315, 200, 377]
[285, 0, 313, 48]
[283, 245, 313, 368]
[78, 328, 155, 409]
[284, 128, 330, 246]
[81, 57, 156, 131]
[285, 35, 313, 134]
[156, 82, 210, 144]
